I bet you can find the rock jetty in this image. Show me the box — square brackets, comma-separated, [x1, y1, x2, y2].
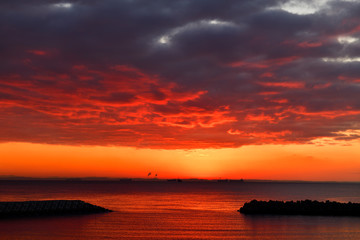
[0, 200, 112, 218]
[239, 199, 360, 216]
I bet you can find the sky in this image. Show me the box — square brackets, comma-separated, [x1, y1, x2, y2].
[0, 0, 360, 181]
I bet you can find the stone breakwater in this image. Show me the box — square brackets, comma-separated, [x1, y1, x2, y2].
[0, 200, 112, 218]
[239, 199, 360, 216]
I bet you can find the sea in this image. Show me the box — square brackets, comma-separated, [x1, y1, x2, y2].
[0, 180, 359, 240]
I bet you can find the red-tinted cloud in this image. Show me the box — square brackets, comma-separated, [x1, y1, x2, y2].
[0, 0, 359, 148]
[257, 81, 305, 89]
[27, 50, 47, 56]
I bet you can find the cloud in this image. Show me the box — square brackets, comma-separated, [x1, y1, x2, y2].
[0, 0, 360, 148]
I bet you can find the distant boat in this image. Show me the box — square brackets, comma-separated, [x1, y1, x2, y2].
[117, 178, 132, 182]
[167, 179, 182, 182]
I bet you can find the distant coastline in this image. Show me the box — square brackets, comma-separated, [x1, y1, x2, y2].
[0, 176, 359, 184]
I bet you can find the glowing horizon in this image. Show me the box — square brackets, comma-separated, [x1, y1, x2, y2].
[1, 141, 359, 181]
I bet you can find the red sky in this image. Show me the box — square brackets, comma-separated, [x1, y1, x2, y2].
[0, 0, 360, 181]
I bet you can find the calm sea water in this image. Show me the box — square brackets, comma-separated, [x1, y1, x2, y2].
[0, 181, 359, 240]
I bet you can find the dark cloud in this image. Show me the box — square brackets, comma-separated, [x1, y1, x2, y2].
[0, 0, 360, 148]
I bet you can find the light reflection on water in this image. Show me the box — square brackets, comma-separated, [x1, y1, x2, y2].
[0, 181, 359, 239]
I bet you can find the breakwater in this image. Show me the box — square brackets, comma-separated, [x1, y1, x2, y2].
[239, 199, 360, 216]
[0, 200, 112, 218]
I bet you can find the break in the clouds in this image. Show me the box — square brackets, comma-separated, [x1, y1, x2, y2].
[0, 0, 360, 148]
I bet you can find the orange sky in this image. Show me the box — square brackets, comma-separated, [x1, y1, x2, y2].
[1, 141, 359, 181]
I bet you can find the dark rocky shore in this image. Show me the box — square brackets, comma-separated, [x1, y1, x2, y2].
[0, 200, 112, 218]
[239, 200, 360, 216]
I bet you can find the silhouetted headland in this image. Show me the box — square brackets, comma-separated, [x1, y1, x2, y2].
[239, 200, 360, 216]
[0, 200, 112, 218]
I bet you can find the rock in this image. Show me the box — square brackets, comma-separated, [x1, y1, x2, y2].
[238, 199, 360, 216]
[0, 200, 112, 218]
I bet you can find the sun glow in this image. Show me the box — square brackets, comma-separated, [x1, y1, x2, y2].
[1, 142, 359, 181]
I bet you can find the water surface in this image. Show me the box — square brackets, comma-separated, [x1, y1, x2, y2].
[0, 181, 359, 239]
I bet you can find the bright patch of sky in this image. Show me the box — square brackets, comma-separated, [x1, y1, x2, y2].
[336, 129, 360, 137]
[338, 36, 359, 44]
[271, 0, 357, 15]
[156, 19, 237, 45]
[311, 129, 360, 146]
[158, 36, 170, 44]
[53, 3, 73, 9]
[322, 57, 360, 62]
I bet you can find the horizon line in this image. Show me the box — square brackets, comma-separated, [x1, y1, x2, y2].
[0, 176, 359, 184]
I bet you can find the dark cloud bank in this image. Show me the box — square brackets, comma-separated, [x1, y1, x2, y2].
[0, 0, 360, 148]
